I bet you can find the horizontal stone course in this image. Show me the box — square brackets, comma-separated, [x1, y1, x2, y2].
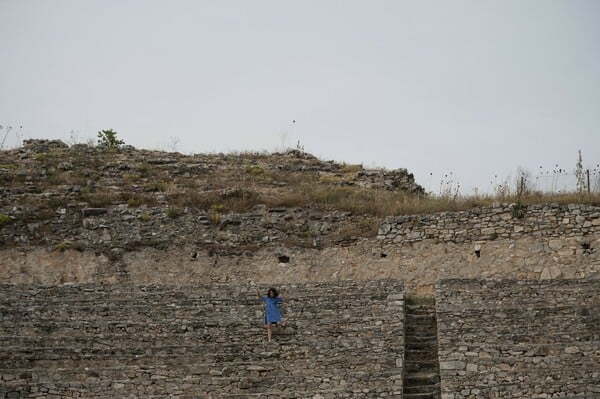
[379, 204, 600, 244]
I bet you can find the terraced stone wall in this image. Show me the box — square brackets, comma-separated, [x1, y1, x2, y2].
[379, 204, 600, 244]
[435, 279, 600, 399]
[0, 280, 405, 398]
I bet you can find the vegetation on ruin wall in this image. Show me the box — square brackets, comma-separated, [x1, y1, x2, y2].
[0, 139, 599, 219]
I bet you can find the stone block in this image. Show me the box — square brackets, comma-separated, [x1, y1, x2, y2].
[81, 208, 108, 217]
[564, 346, 580, 354]
[440, 361, 465, 370]
[548, 240, 563, 250]
[481, 227, 496, 236]
[540, 266, 562, 280]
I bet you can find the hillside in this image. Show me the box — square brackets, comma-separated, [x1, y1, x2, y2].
[1, 139, 598, 294]
[0, 139, 424, 254]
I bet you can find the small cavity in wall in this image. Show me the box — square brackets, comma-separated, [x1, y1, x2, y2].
[474, 244, 482, 258]
[278, 255, 290, 263]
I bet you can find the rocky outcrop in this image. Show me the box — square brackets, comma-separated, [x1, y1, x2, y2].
[0, 139, 423, 253]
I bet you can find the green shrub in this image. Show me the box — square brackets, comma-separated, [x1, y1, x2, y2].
[139, 213, 151, 222]
[127, 197, 143, 207]
[297, 230, 313, 239]
[209, 204, 224, 225]
[97, 129, 124, 148]
[245, 165, 268, 180]
[339, 163, 362, 173]
[124, 173, 142, 182]
[0, 213, 11, 227]
[144, 181, 167, 192]
[136, 163, 150, 174]
[53, 242, 70, 252]
[511, 202, 526, 219]
[46, 197, 70, 209]
[81, 191, 117, 207]
[0, 163, 17, 170]
[166, 206, 180, 218]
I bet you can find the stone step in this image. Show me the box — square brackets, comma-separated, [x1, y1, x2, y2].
[0, 345, 394, 369]
[0, 286, 404, 305]
[405, 312, 437, 320]
[404, 382, 441, 394]
[0, 368, 403, 397]
[0, 379, 297, 398]
[0, 332, 398, 346]
[405, 318, 437, 325]
[0, 359, 394, 382]
[2, 321, 391, 332]
[405, 359, 439, 372]
[405, 322, 436, 330]
[0, 332, 403, 350]
[405, 334, 437, 341]
[0, 304, 390, 318]
[0, 311, 396, 323]
[405, 303, 436, 311]
[406, 344, 437, 354]
[403, 297, 440, 398]
[0, 281, 405, 396]
[405, 327, 438, 336]
[404, 372, 440, 386]
[405, 349, 438, 361]
[0, 316, 391, 332]
[0, 291, 390, 302]
[404, 318, 437, 328]
[403, 392, 440, 399]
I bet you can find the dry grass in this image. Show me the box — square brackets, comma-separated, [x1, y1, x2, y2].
[162, 180, 600, 216]
[339, 163, 362, 173]
[80, 190, 120, 207]
[224, 184, 600, 217]
[2, 144, 599, 218]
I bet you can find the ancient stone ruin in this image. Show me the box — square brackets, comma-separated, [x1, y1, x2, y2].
[436, 279, 600, 398]
[1, 281, 406, 398]
[1, 140, 599, 397]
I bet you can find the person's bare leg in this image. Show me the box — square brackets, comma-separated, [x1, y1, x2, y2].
[267, 323, 273, 341]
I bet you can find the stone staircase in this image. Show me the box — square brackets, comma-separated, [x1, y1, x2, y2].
[402, 297, 440, 399]
[0, 281, 405, 398]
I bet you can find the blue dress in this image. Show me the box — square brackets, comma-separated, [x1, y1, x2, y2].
[262, 296, 283, 324]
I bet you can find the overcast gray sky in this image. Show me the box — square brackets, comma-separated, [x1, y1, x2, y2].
[1, 0, 599, 194]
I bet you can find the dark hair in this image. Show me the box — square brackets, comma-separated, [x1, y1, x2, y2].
[267, 287, 279, 297]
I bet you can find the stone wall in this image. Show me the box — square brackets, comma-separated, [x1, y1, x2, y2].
[435, 279, 600, 399]
[0, 280, 405, 398]
[1, 139, 599, 293]
[379, 204, 600, 244]
[2, 230, 599, 295]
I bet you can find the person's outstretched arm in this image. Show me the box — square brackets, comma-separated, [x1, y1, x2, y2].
[256, 288, 261, 299]
[279, 288, 285, 301]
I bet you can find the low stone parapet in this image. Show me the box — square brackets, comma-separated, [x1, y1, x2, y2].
[379, 204, 600, 244]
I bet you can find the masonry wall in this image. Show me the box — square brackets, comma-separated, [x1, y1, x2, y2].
[379, 204, 600, 244]
[0, 280, 405, 398]
[1, 205, 599, 295]
[435, 279, 600, 399]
